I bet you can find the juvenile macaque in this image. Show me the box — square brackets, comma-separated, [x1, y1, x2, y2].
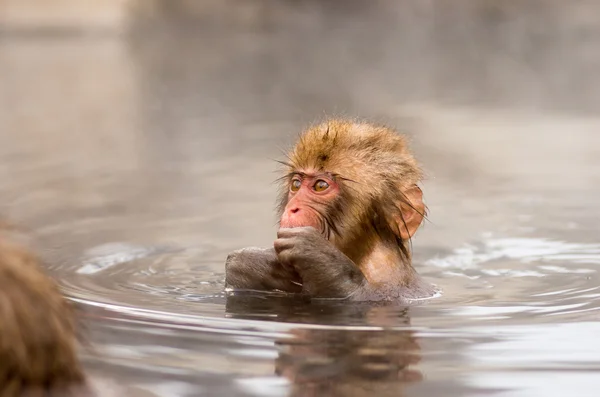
[226, 120, 436, 301]
[0, 230, 86, 396]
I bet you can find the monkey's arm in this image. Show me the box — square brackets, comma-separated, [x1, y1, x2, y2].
[274, 227, 369, 299]
[225, 247, 303, 293]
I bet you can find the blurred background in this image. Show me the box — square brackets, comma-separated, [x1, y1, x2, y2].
[1, 0, 599, 252]
[1, 1, 600, 396]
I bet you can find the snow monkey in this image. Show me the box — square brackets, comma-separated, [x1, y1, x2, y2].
[226, 120, 435, 301]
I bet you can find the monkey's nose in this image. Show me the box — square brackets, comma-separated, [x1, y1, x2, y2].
[289, 207, 300, 214]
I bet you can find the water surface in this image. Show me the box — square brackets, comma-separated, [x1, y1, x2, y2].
[1, 2, 600, 396]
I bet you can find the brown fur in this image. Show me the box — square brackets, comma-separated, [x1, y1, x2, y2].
[277, 119, 425, 274]
[226, 119, 433, 301]
[0, 234, 85, 396]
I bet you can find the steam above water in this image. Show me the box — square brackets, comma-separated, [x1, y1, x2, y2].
[1, 1, 600, 396]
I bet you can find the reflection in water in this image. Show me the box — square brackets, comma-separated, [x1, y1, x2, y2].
[275, 328, 420, 397]
[1, 1, 600, 396]
[227, 296, 420, 397]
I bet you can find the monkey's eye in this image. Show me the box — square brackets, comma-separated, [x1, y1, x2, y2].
[314, 180, 330, 192]
[291, 179, 302, 192]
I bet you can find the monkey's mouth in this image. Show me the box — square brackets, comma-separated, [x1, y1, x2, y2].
[278, 220, 333, 242]
[279, 206, 338, 242]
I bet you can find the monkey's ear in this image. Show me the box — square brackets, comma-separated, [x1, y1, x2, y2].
[395, 185, 425, 240]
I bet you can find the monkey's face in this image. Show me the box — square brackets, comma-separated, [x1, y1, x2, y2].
[277, 120, 426, 265]
[279, 170, 342, 243]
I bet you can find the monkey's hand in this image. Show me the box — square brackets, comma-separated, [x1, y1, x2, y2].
[274, 227, 367, 299]
[225, 247, 303, 293]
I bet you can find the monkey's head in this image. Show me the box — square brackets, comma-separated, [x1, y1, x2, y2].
[277, 120, 425, 268]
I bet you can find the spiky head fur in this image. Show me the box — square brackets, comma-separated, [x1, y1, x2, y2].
[277, 119, 424, 267]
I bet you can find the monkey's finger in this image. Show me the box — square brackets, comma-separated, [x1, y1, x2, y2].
[273, 237, 296, 254]
[277, 226, 319, 239]
[275, 251, 295, 269]
[277, 227, 297, 239]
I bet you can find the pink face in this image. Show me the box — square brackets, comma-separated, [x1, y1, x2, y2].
[279, 172, 340, 229]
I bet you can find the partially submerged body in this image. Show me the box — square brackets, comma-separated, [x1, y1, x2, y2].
[226, 244, 437, 302]
[226, 120, 437, 301]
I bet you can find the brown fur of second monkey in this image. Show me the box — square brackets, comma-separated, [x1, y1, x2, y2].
[0, 230, 87, 396]
[226, 119, 438, 301]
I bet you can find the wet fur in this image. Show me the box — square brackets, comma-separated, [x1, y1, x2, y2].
[0, 233, 86, 396]
[227, 119, 435, 301]
[277, 119, 425, 266]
